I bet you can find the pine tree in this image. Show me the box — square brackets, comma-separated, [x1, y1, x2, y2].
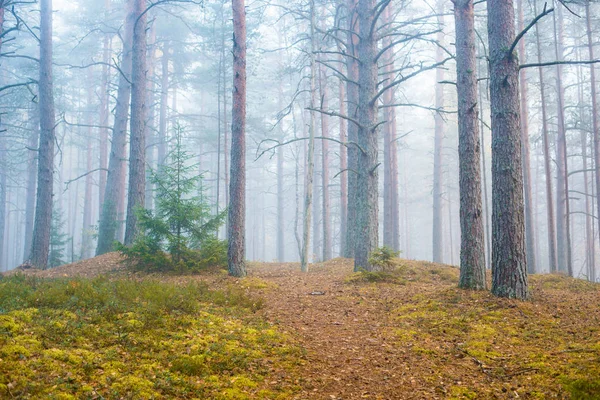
[48, 204, 69, 269]
[121, 125, 225, 272]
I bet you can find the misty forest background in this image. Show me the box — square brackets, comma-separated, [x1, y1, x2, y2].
[0, 0, 599, 283]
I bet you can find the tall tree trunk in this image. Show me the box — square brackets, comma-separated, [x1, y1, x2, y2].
[454, 0, 486, 290]
[320, 66, 332, 261]
[158, 42, 169, 168]
[277, 78, 285, 262]
[478, 80, 492, 269]
[382, 5, 396, 251]
[517, 0, 536, 274]
[0, 135, 5, 271]
[390, 107, 400, 252]
[553, 5, 572, 276]
[301, 0, 317, 272]
[312, 134, 321, 261]
[23, 107, 39, 262]
[81, 78, 94, 260]
[96, 0, 135, 255]
[343, 0, 359, 259]
[99, 0, 111, 208]
[586, 0, 599, 282]
[145, 24, 156, 210]
[354, 0, 379, 271]
[488, 0, 528, 299]
[228, 0, 247, 277]
[534, 0, 557, 273]
[124, 0, 148, 246]
[30, 0, 56, 269]
[339, 74, 348, 256]
[432, 0, 445, 264]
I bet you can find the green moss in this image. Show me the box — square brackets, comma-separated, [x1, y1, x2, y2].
[0, 275, 301, 399]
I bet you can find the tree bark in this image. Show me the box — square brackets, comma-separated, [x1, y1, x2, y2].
[354, 0, 379, 271]
[454, 0, 486, 290]
[343, 0, 359, 259]
[552, 5, 572, 276]
[488, 0, 528, 299]
[145, 24, 156, 210]
[277, 76, 285, 262]
[30, 0, 56, 269]
[96, 0, 135, 255]
[228, 0, 247, 277]
[517, 0, 536, 274]
[158, 42, 169, 168]
[23, 106, 39, 262]
[432, 0, 445, 263]
[339, 72, 348, 257]
[81, 76, 94, 260]
[99, 0, 111, 208]
[124, 0, 148, 246]
[320, 65, 332, 261]
[533, 0, 557, 273]
[301, 0, 317, 272]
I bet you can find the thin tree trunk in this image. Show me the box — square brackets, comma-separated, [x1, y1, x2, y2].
[343, 0, 359, 259]
[478, 81, 492, 269]
[30, 0, 56, 269]
[432, 0, 445, 263]
[454, 0, 486, 290]
[23, 107, 39, 262]
[96, 0, 135, 255]
[99, 0, 111, 208]
[277, 77, 285, 262]
[553, 4, 572, 276]
[228, 0, 247, 277]
[382, 5, 395, 251]
[534, 0, 558, 273]
[81, 77, 94, 260]
[124, 0, 148, 245]
[320, 65, 332, 261]
[145, 24, 156, 210]
[517, 0, 536, 274]
[488, 0, 528, 299]
[339, 73, 348, 257]
[586, 0, 599, 282]
[158, 42, 169, 168]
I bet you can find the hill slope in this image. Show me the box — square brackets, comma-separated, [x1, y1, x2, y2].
[2, 256, 599, 399]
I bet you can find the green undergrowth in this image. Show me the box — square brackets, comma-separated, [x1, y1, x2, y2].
[392, 279, 600, 399]
[346, 259, 459, 286]
[0, 274, 302, 399]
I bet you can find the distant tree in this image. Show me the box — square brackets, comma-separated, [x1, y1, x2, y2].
[488, 0, 528, 299]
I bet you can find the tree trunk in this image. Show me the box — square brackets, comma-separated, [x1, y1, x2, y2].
[517, 0, 536, 274]
[354, 0, 379, 271]
[432, 0, 445, 264]
[99, 0, 111, 208]
[487, 0, 528, 299]
[339, 70, 348, 256]
[320, 65, 332, 261]
[96, 0, 135, 255]
[81, 78, 94, 260]
[343, 0, 359, 259]
[552, 5, 572, 276]
[0, 136, 5, 271]
[454, 0, 486, 290]
[586, 0, 599, 282]
[23, 107, 39, 262]
[158, 42, 169, 168]
[228, 0, 247, 277]
[277, 78, 285, 262]
[124, 0, 148, 246]
[533, 0, 557, 273]
[301, 0, 317, 272]
[145, 24, 156, 210]
[30, 0, 56, 269]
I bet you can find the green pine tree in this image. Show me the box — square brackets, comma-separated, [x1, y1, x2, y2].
[121, 124, 226, 272]
[49, 204, 69, 269]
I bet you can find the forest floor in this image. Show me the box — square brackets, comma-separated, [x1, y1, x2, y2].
[2, 255, 600, 399]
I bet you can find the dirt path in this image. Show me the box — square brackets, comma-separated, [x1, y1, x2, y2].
[250, 259, 442, 400]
